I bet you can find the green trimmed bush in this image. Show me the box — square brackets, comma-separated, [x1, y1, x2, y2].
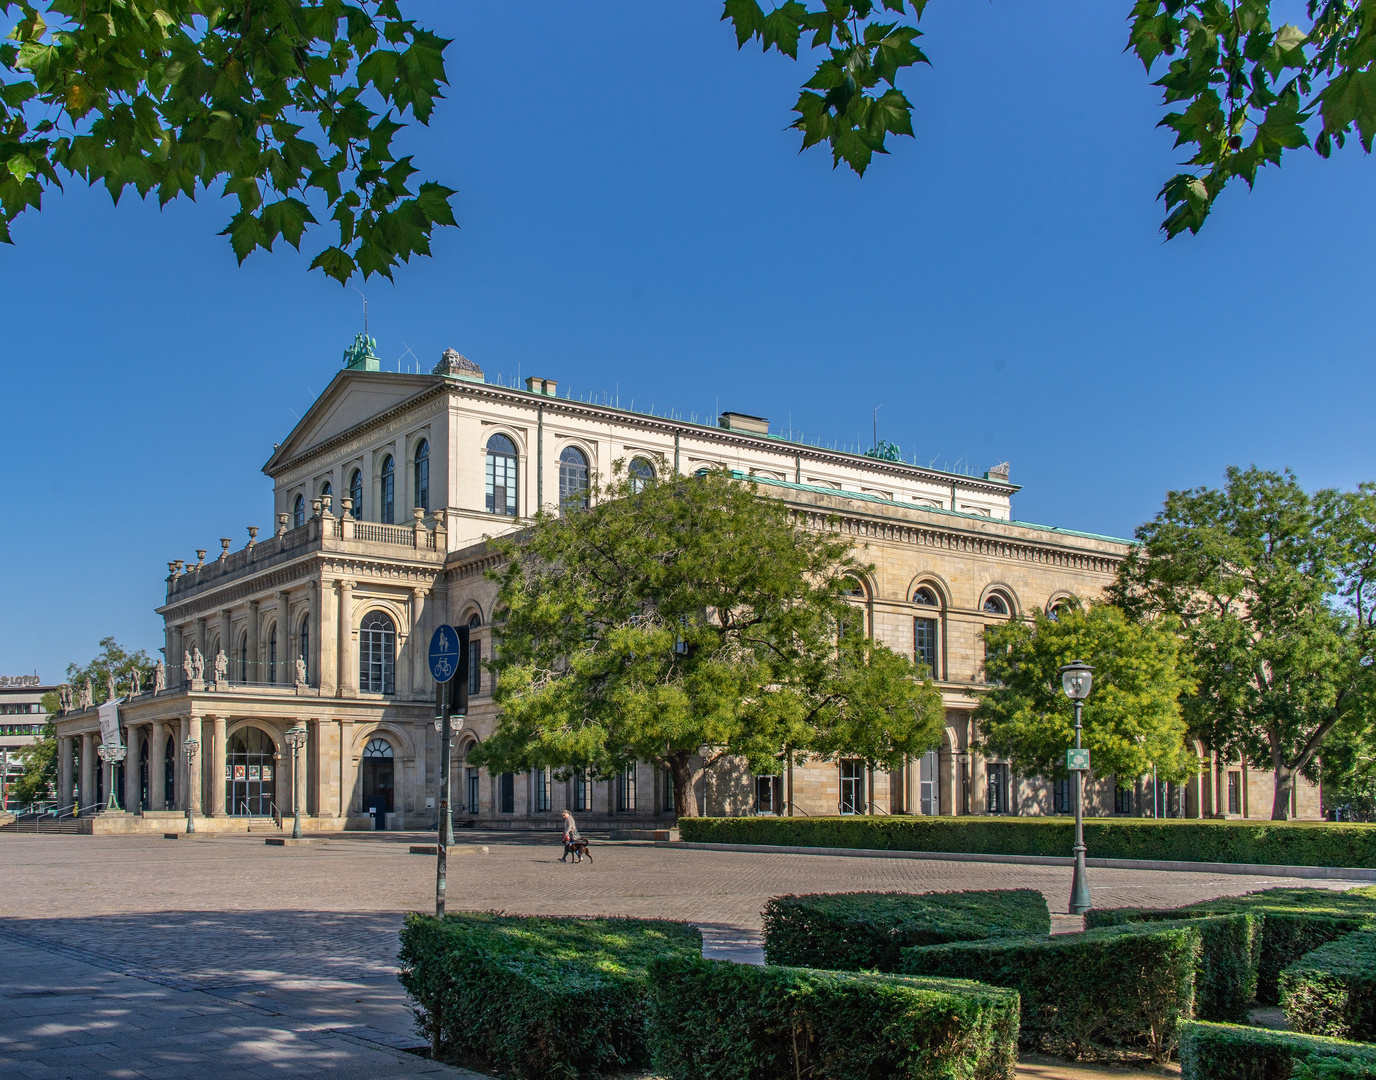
[1084, 911, 1260, 1021]
[900, 922, 1200, 1061]
[1179, 1020, 1376, 1079]
[762, 889, 1051, 972]
[648, 953, 1020, 1080]
[1089, 888, 1376, 1004]
[678, 815, 1376, 869]
[1282, 930, 1376, 1042]
[398, 912, 702, 1079]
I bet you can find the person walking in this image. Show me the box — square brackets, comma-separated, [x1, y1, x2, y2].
[560, 810, 590, 862]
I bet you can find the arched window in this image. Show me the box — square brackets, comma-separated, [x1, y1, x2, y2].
[364, 738, 393, 758]
[299, 614, 310, 682]
[629, 457, 655, 494]
[414, 439, 429, 513]
[913, 586, 940, 677]
[380, 456, 395, 524]
[267, 625, 277, 685]
[292, 494, 305, 529]
[983, 594, 1009, 616]
[227, 727, 277, 815]
[359, 611, 396, 694]
[349, 469, 363, 519]
[467, 612, 482, 696]
[839, 577, 868, 638]
[486, 434, 518, 516]
[320, 480, 332, 501]
[559, 446, 589, 511]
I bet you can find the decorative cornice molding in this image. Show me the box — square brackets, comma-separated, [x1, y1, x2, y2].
[268, 384, 448, 480]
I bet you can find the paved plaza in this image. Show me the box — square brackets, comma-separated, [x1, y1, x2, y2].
[1, 830, 1369, 1079]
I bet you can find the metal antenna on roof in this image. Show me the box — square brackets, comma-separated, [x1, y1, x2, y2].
[398, 341, 421, 373]
[873, 405, 882, 450]
[352, 285, 368, 338]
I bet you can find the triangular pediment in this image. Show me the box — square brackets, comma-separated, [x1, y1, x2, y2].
[262, 371, 441, 475]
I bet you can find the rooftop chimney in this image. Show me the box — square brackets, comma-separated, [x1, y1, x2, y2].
[524, 376, 559, 396]
[718, 412, 770, 435]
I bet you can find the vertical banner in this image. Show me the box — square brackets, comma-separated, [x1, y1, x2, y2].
[97, 701, 123, 748]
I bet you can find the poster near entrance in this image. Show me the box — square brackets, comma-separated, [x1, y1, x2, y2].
[227, 728, 277, 815]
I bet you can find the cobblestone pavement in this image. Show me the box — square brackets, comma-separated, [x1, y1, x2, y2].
[1, 830, 1367, 1078]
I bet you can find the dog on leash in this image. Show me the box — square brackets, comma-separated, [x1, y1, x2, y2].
[561, 836, 592, 863]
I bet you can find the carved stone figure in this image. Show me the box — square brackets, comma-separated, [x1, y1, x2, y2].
[153, 660, 166, 694]
[192, 647, 205, 682]
[295, 657, 307, 686]
[58, 684, 72, 712]
[183, 650, 194, 683]
[80, 680, 93, 710]
[128, 669, 141, 698]
[433, 347, 484, 379]
[214, 651, 228, 682]
[105, 673, 116, 703]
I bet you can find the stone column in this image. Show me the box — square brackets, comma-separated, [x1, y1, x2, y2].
[150, 724, 167, 809]
[57, 735, 73, 807]
[306, 718, 321, 817]
[337, 579, 355, 697]
[276, 590, 291, 685]
[176, 717, 190, 810]
[123, 729, 140, 812]
[247, 599, 261, 684]
[186, 715, 203, 817]
[210, 715, 227, 817]
[306, 580, 320, 687]
[340, 719, 356, 817]
[410, 587, 429, 702]
[79, 732, 95, 810]
[318, 576, 337, 695]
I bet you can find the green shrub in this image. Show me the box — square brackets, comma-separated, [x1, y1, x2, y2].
[1084, 911, 1260, 1021]
[648, 953, 1020, 1080]
[678, 816, 1376, 869]
[398, 912, 702, 1079]
[1282, 929, 1376, 1042]
[900, 922, 1200, 1061]
[1179, 1020, 1376, 1080]
[1090, 888, 1376, 1004]
[762, 889, 1051, 973]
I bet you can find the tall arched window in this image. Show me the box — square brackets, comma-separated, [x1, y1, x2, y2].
[913, 586, 940, 678]
[380, 456, 395, 524]
[267, 625, 277, 685]
[467, 611, 482, 696]
[629, 457, 654, 494]
[414, 439, 430, 513]
[299, 614, 310, 683]
[559, 446, 589, 511]
[359, 611, 396, 694]
[292, 494, 305, 529]
[839, 578, 868, 638]
[320, 480, 332, 501]
[486, 434, 518, 516]
[349, 469, 363, 519]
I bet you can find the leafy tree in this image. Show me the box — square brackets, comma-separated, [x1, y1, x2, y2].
[9, 721, 57, 805]
[973, 602, 1197, 792]
[61, 636, 156, 702]
[1111, 467, 1376, 820]
[469, 463, 938, 816]
[725, 1, 1376, 234]
[0, 0, 456, 281]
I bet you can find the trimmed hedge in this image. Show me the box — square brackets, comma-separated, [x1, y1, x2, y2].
[762, 889, 1051, 972]
[1282, 929, 1376, 1042]
[1083, 911, 1260, 1022]
[1179, 1020, 1376, 1080]
[398, 912, 702, 1079]
[900, 922, 1200, 1061]
[1089, 887, 1376, 1004]
[648, 953, 1020, 1080]
[678, 815, 1376, 869]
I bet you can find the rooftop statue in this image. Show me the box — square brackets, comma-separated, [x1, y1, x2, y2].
[433, 347, 484, 379]
[863, 440, 903, 463]
[342, 332, 380, 371]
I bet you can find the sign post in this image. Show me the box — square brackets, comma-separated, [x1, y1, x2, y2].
[429, 624, 469, 918]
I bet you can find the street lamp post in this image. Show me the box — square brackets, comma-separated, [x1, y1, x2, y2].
[96, 744, 127, 812]
[1060, 660, 1094, 915]
[284, 725, 307, 840]
[183, 739, 200, 834]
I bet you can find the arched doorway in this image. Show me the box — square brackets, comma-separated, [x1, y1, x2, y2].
[361, 738, 394, 828]
[164, 736, 175, 808]
[227, 727, 277, 815]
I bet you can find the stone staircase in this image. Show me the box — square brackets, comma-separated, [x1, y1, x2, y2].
[0, 813, 84, 835]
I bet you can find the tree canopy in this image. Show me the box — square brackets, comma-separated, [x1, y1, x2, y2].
[469, 462, 942, 816]
[1111, 467, 1376, 819]
[973, 601, 1197, 788]
[0, 0, 455, 281]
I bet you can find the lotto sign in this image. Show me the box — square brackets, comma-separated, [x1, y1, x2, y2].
[1066, 748, 1090, 772]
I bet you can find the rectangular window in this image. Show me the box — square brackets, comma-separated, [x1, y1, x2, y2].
[573, 768, 591, 812]
[1053, 777, 1072, 814]
[839, 759, 864, 814]
[533, 767, 551, 813]
[662, 768, 675, 813]
[466, 768, 479, 815]
[468, 639, 482, 695]
[499, 772, 514, 814]
[616, 766, 637, 812]
[1115, 784, 1134, 815]
[986, 763, 1010, 814]
[754, 776, 779, 815]
[487, 454, 518, 516]
[914, 617, 938, 677]
[919, 749, 940, 815]
[1228, 771, 1241, 815]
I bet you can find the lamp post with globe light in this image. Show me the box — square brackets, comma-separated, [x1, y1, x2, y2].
[284, 725, 308, 839]
[1060, 660, 1094, 915]
[96, 743, 127, 812]
[183, 739, 199, 834]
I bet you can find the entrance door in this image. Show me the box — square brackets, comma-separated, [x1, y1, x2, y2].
[839, 759, 863, 814]
[361, 738, 394, 828]
[919, 749, 940, 815]
[227, 727, 277, 815]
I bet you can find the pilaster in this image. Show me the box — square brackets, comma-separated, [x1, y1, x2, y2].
[57, 735, 73, 807]
[247, 599, 261, 683]
[210, 716, 227, 817]
[150, 724, 167, 809]
[337, 579, 355, 697]
[178, 716, 191, 810]
[79, 732, 95, 810]
[123, 727, 140, 811]
[276, 589, 291, 685]
[318, 575, 337, 695]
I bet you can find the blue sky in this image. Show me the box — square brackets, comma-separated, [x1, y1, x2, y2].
[2, 2, 1373, 682]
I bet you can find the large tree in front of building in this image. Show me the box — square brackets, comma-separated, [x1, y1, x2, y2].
[1111, 468, 1376, 820]
[468, 464, 939, 816]
[972, 602, 1197, 795]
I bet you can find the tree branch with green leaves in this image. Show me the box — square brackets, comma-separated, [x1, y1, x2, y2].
[0, 0, 455, 281]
